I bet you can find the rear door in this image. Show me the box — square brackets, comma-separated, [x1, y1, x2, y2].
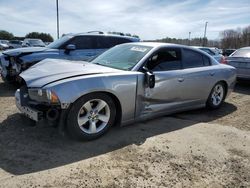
[180, 48, 217, 103]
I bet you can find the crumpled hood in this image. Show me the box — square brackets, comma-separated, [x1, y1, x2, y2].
[3, 47, 47, 56]
[20, 58, 122, 87]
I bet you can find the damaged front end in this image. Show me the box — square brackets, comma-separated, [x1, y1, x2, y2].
[0, 50, 41, 82]
[15, 84, 63, 126]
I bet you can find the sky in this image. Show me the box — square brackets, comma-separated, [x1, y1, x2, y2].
[0, 0, 249, 40]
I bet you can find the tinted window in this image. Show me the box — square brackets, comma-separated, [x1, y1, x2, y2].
[66, 36, 94, 49]
[199, 48, 215, 56]
[108, 37, 131, 47]
[182, 49, 204, 68]
[147, 48, 182, 71]
[95, 36, 110, 49]
[93, 36, 131, 49]
[203, 55, 210, 66]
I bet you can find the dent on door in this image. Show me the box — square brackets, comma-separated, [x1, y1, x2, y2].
[136, 71, 186, 119]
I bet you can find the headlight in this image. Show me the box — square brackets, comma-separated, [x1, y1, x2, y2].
[46, 90, 60, 103]
[28, 89, 59, 104]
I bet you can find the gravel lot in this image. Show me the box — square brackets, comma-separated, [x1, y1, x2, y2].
[0, 78, 249, 188]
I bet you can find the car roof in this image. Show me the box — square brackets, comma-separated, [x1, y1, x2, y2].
[65, 32, 140, 41]
[239, 47, 250, 50]
[191, 46, 211, 49]
[131, 42, 189, 48]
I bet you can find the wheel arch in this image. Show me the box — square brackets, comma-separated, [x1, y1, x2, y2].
[70, 91, 122, 126]
[218, 80, 228, 99]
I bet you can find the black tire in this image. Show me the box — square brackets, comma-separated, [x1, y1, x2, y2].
[206, 82, 226, 109]
[67, 93, 116, 141]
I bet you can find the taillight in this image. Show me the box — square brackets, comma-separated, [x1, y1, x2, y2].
[220, 56, 227, 64]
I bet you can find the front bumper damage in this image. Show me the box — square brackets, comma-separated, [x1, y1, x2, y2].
[15, 88, 69, 133]
[15, 89, 43, 121]
[0, 54, 21, 80]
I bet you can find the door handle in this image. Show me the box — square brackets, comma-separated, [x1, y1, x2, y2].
[178, 78, 184, 82]
[210, 72, 215, 76]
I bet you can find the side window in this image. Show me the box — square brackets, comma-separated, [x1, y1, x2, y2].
[203, 55, 211, 66]
[95, 37, 131, 49]
[200, 48, 215, 56]
[147, 48, 182, 71]
[67, 36, 94, 49]
[95, 36, 110, 49]
[182, 49, 204, 68]
[109, 37, 131, 47]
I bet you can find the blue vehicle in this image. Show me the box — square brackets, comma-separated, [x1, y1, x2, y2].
[0, 31, 140, 82]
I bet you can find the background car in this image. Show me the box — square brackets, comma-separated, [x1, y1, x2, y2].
[22, 38, 46, 47]
[0, 40, 9, 50]
[192, 46, 225, 63]
[8, 40, 22, 49]
[225, 47, 250, 79]
[223, 49, 236, 56]
[0, 31, 140, 82]
[209, 47, 222, 55]
[15, 42, 236, 141]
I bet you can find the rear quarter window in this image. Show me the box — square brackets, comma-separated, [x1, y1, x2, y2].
[182, 49, 204, 68]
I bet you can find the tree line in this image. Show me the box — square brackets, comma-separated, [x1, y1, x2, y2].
[1, 25, 249, 49]
[0, 30, 53, 42]
[220, 25, 250, 49]
[146, 25, 250, 49]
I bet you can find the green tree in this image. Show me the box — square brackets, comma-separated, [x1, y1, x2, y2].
[0, 30, 14, 40]
[25, 32, 54, 42]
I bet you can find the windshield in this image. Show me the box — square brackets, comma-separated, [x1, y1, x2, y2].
[47, 35, 73, 49]
[28, 39, 45, 45]
[92, 44, 152, 70]
[232, 49, 250, 58]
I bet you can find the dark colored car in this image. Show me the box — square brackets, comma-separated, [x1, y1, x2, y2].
[0, 32, 140, 82]
[223, 49, 236, 56]
[8, 40, 23, 49]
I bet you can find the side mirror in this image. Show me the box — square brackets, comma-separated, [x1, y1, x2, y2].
[66, 44, 76, 50]
[65, 44, 76, 54]
[145, 71, 155, 88]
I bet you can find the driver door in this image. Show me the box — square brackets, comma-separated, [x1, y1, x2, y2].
[60, 36, 97, 61]
[137, 48, 188, 118]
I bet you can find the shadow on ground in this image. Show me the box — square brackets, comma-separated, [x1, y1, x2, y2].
[0, 100, 237, 175]
[234, 80, 250, 95]
[0, 81, 18, 97]
[173, 102, 237, 123]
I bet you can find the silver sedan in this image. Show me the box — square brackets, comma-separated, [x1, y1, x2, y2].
[15, 42, 236, 140]
[226, 47, 250, 79]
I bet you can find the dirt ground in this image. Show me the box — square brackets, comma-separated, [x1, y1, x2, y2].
[0, 78, 249, 188]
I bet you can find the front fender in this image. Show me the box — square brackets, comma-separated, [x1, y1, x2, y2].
[44, 73, 139, 123]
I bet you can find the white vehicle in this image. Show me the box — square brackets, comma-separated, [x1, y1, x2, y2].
[0, 40, 9, 50]
[22, 38, 46, 47]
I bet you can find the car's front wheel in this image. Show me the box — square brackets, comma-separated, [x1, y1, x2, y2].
[67, 93, 116, 141]
[206, 82, 226, 109]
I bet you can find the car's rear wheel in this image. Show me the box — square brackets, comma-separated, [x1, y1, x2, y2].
[67, 93, 116, 141]
[206, 82, 226, 109]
